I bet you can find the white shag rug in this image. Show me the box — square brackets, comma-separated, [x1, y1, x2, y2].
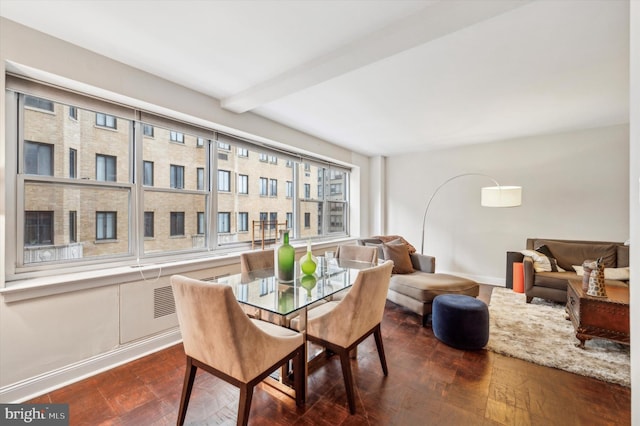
[486, 287, 630, 387]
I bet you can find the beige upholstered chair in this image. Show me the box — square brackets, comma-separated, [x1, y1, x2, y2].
[240, 249, 274, 281]
[335, 244, 378, 264]
[171, 275, 305, 426]
[304, 260, 393, 414]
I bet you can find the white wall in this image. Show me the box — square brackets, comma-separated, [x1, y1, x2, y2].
[0, 18, 369, 401]
[386, 124, 629, 284]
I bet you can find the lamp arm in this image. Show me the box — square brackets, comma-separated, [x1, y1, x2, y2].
[420, 173, 501, 254]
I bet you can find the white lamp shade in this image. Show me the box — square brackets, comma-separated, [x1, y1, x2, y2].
[481, 186, 522, 207]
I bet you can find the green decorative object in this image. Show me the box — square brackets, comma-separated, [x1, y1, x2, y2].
[300, 274, 317, 297]
[300, 240, 317, 275]
[276, 230, 295, 282]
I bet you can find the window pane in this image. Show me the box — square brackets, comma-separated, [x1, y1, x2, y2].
[170, 212, 185, 236]
[197, 168, 205, 191]
[197, 212, 205, 235]
[23, 182, 130, 264]
[238, 174, 248, 194]
[96, 211, 117, 240]
[142, 192, 206, 254]
[238, 212, 248, 232]
[143, 161, 154, 186]
[25, 95, 54, 112]
[23, 97, 131, 183]
[217, 212, 230, 233]
[144, 211, 154, 238]
[25, 211, 53, 245]
[217, 170, 230, 192]
[69, 148, 77, 178]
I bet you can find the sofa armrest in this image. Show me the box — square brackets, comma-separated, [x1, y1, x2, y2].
[410, 253, 435, 273]
[523, 256, 535, 292]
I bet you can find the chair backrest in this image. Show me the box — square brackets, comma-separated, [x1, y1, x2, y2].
[240, 249, 275, 281]
[171, 275, 296, 382]
[307, 260, 393, 347]
[335, 244, 378, 265]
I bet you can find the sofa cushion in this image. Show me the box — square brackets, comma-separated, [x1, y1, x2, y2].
[521, 249, 564, 272]
[382, 242, 414, 274]
[533, 239, 617, 271]
[389, 272, 478, 301]
[535, 271, 628, 291]
[572, 265, 630, 281]
[617, 245, 629, 268]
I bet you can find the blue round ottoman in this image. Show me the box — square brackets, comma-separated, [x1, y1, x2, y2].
[432, 294, 489, 350]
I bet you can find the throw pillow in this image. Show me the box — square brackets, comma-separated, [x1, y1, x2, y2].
[521, 249, 566, 273]
[382, 242, 414, 274]
[572, 265, 630, 281]
[534, 245, 561, 272]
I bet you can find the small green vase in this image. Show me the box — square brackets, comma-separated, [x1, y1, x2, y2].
[276, 231, 295, 282]
[299, 241, 317, 275]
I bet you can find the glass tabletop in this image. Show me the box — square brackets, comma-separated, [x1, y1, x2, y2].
[215, 258, 374, 316]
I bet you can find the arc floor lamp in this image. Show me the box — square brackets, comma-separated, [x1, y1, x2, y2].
[420, 173, 522, 254]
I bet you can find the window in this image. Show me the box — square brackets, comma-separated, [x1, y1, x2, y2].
[218, 170, 230, 192]
[197, 168, 205, 191]
[217, 141, 231, 150]
[259, 178, 268, 196]
[270, 179, 277, 196]
[69, 148, 77, 178]
[304, 184, 311, 199]
[268, 155, 277, 164]
[197, 137, 205, 147]
[96, 154, 117, 181]
[24, 141, 53, 176]
[237, 147, 248, 157]
[170, 165, 184, 189]
[69, 211, 77, 243]
[170, 212, 185, 236]
[170, 131, 184, 143]
[96, 113, 117, 129]
[143, 124, 154, 137]
[286, 212, 293, 229]
[259, 153, 268, 162]
[237, 174, 248, 194]
[25, 95, 54, 112]
[286, 181, 293, 198]
[25, 211, 53, 245]
[217, 212, 230, 233]
[304, 163, 311, 171]
[197, 212, 205, 235]
[304, 212, 311, 228]
[269, 212, 277, 229]
[69, 106, 77, 120]
[259, 212, 268, 229]
[143, 161, 154, 186]
[238, 212, 248, 232]
[96, 212, 117, 240]
[144, 212, 154, 238]
[286, 160, 293, 168]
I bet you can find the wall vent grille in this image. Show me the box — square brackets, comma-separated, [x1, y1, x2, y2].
[154, 286, 175, 319]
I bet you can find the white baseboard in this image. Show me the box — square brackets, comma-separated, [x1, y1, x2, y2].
[0, 328, 182, 403]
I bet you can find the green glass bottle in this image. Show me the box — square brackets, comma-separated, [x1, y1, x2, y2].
[276, 230, 295, 282]
[300, 240, 317, 275]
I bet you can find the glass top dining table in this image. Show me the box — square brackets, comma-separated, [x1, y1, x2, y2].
[215, 258, 375, 317]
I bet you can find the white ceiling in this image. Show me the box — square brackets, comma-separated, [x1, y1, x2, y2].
[0, 0, 630, 156]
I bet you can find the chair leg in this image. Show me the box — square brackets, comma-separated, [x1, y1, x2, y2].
[177, 357, 197, 426]
[338, 350, 357, 414]
[237, 384, 253, 426]
[294, 347, 305, 406]
[373, 325, 388, 376]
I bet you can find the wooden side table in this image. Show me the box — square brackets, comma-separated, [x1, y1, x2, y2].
[566, 279, 630, 349]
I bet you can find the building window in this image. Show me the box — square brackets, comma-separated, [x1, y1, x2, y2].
[304, 184, 311, 199]
[259, 212, 268, 229]
[217, 170, 230, 192]
[217, 141, 231, 151]
[69, 148, 77, 178]
[69, 106, 77, 120]
[237, 147, 248, 157]
[25, 95, 54, 112]
[170, 165, 184, 189]
[143, 124, 154, 137]
[69, 211, 77, 243]
[286, 212, 293, 229]
[197, 212, 205, 235]
[25, 211, 53, 245]
[237, 174, 248, 194]
[259, 178, 268, 196]
[197, 168, 205, 191]
[170, 131, 184, 143]
[238, 212, 248, 232]
[197, 137, 205, 147]
[269, 212, 277, 229]
[268, 155, 277, 164]
[259, 153, 268, 162]
[286, 181, 293, 198]
[24, 141, 53, 176]
[217, 212, 230, 233]
[143, 161, 154, 186]
[96, 154, 117, 182]
[304, 163, 311, 171]
[170, 212, 185, 236]
[304, 212, 311, 229]
[96, 211, 117, 240]
[286, 160, 293, 168]
[144, 212, 154, 238]
[270, 179, 277, 196]
[96, 113, 117, 129]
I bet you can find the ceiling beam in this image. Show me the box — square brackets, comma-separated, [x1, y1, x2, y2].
[221, 0, 532, 113]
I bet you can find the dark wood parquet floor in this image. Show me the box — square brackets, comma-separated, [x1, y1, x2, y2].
[27, 285, 631, 425]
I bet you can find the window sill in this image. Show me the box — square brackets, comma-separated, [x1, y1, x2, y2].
[1, 237, 356, 303]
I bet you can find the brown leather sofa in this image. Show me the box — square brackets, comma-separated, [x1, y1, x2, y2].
[522, 238, 629, 303]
